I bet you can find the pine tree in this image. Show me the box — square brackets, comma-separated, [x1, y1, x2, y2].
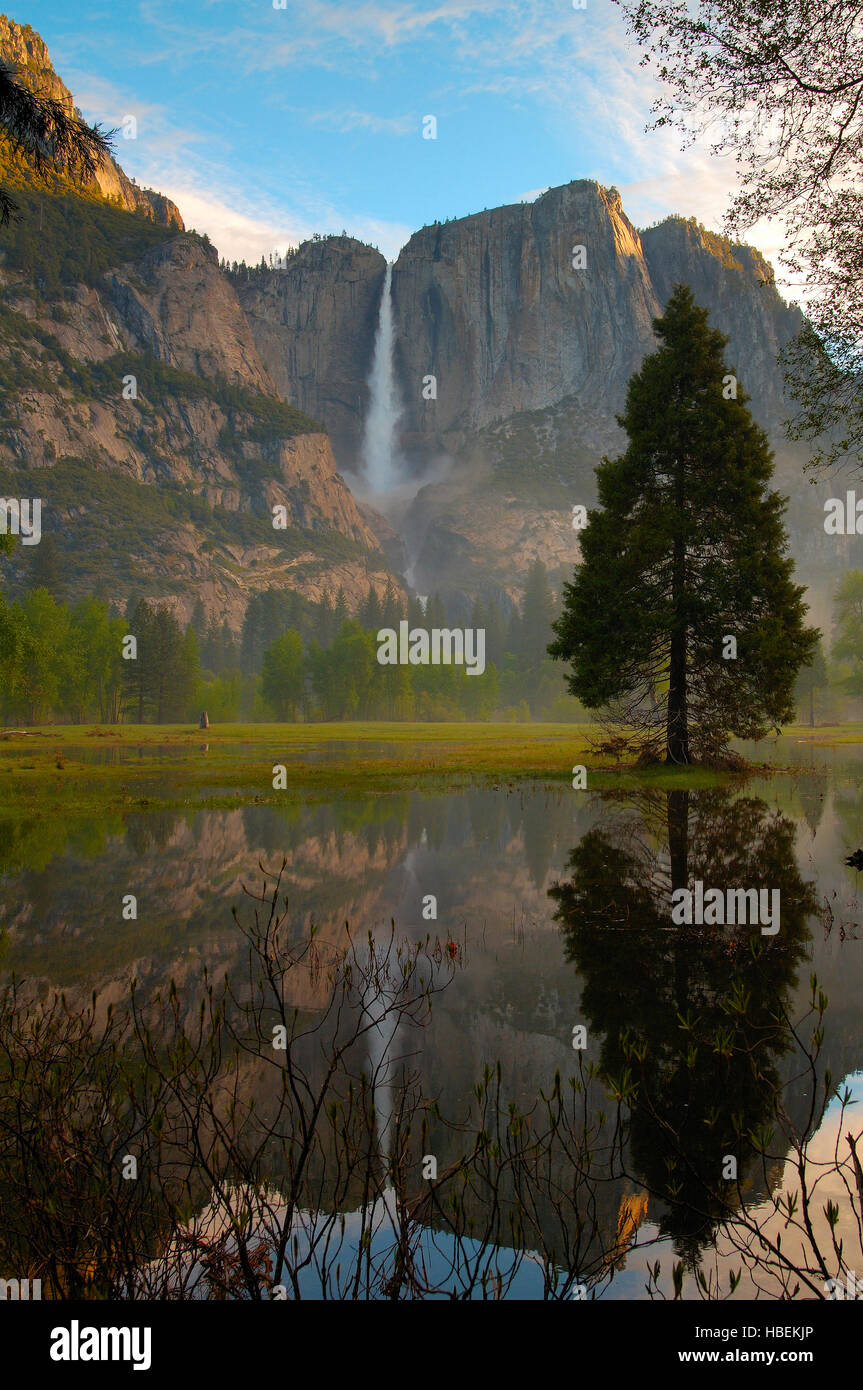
[518, 560, 556, 667]
[382, 581, 403, 630]
[0, 61, 113, 226]
[27, 534, 64, 599]
[189, 598, 206, 641]
[123, 599, 155, 723]
[359, 585, 382, 632]
[150, 606, 184, 723]
[333, 587, 349, 637]
[549, 285, 818, 764]
[316, 592, 334, 646]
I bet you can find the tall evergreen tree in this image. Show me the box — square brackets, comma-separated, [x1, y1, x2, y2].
[381, 581, 403, 630]
[332, 587, 349, 638]
[549, 286, 818, 764]
[359, 585, 382, 631]
[189, 597, 206, 642]
[123, 599, 155, 723]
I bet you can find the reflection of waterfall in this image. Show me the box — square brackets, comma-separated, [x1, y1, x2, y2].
[361, 263, 403, 494]
[361, 939, 401, 1170]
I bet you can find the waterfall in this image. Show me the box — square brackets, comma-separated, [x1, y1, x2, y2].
[361, 262, 403, 494]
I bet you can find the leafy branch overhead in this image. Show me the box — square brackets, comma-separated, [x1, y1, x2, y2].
[613, 0, 863, 473]
[0, 58, 114, 225]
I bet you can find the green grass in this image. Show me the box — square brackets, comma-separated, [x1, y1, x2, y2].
[8, 716, 841, 823]
[780, 724, 863, 745]
[0, 720, 753, 818]
[1, 719, 848, 882]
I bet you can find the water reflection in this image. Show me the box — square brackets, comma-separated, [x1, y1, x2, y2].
[549, 789, 817, 1259]
[2, 744, 863, 1297]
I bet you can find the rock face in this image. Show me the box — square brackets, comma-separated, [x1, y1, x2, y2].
[0, 232, 395, 628]
[106, 236, 274, 391]
[391, 183, 805, 464]
[640, 217, 803, 432]
[0, 15, 183, 229]
[392, 183, 660, 461]
[378, 182, 828, 605]
[236, 237, 386, 467]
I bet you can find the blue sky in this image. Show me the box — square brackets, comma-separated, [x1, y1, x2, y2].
[16, 0, 783, 271]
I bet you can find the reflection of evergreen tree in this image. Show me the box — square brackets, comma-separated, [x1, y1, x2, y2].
[549, 789, 817, 1262]
[831, 783, 863, 878]
[124, 811, 182, 857]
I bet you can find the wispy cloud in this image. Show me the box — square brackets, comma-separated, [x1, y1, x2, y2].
[148, 177, 413, 264]
[299, 108, 416, 136]
[63, 68, 207, 160]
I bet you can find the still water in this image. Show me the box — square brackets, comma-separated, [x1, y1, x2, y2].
[2, 735, 862, 1298]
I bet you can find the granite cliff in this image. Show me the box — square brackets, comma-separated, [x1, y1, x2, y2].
[236, 236, 387, 467]
[0, 21, 396, 627]
[0, 14, 850, 633]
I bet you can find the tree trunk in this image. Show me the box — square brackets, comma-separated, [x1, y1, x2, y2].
[667, 789, 689, 894]
[809, 686, 814, 728]
[667, 534, 690, 764]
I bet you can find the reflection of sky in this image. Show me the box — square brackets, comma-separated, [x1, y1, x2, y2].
[157, 1190, 585, 1301]
[604, 1073, 863, 1302]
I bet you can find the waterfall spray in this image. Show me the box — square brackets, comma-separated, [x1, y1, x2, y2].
[361, 263, 403, 494]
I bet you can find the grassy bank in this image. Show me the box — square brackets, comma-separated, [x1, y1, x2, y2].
[0, 720, 764, 818]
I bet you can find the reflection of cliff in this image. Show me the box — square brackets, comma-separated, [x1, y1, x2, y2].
[8, 774, 863, 1287]
[1, 802, 412, 1003]
[550, 788, 818, 1260]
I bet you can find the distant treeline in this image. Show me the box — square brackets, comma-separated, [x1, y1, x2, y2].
[1, 543, 857, 725]
[220, 233, 356, 283]
[0, 550, 589, 723]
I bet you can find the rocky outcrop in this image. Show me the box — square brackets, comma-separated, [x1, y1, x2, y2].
[106, 236, 275, 390]
[236, 237, 386, 468]
[390, 183, 804, 467]
[380, 182, 822, 602]
[0, 15, 183, 229]
[640, 217, 804, 431]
